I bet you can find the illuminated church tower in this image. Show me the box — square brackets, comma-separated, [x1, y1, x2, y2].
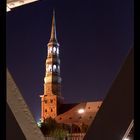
[40, 11, 64, 121]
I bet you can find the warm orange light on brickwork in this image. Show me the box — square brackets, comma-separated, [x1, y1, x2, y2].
[78, 109, 85, 114]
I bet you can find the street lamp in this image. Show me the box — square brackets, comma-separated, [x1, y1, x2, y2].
[78, 108, 85, 114]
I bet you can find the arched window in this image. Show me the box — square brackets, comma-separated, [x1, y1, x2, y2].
[50, 99, 53, 103]
[49, 65, 52, 72]
[44, 100, 47, 103]
[53, 65, 56, 72]
[56, 48, 59, 54]
[48, 47, 52, 54]
[53, 47, 56, 53]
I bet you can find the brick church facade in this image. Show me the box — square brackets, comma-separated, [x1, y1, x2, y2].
[40, 11, 102, 126]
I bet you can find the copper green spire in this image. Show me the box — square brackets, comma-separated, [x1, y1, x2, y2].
[49, 10, 58, 43]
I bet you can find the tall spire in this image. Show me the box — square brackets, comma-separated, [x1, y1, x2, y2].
[40, 9, 63, 121]
[49, 10, 58, 43]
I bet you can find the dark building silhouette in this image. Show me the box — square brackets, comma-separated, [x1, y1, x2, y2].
[84, 48, 134, 140]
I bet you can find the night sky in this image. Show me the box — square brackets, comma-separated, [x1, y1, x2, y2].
[6, 0, 133, 122]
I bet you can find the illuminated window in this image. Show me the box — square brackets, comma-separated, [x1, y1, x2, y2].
[56, 48, 59, 54]
[49, 65, 52, 72]
[53, 47, 56, 53]
[53, 65, 56, 72]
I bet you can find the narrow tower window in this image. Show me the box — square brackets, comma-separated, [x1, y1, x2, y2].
[56, 48, 59, 54]
[53, 47, 56, 53]
[49, 65, 52, 72]
[53, 65, 56, 72]
[48, 47, 52, 54]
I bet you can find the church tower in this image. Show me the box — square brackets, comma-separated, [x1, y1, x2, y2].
[40, 11, 64, 121]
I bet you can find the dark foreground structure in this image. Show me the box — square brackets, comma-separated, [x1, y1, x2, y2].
[84, 48, 134, 140]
